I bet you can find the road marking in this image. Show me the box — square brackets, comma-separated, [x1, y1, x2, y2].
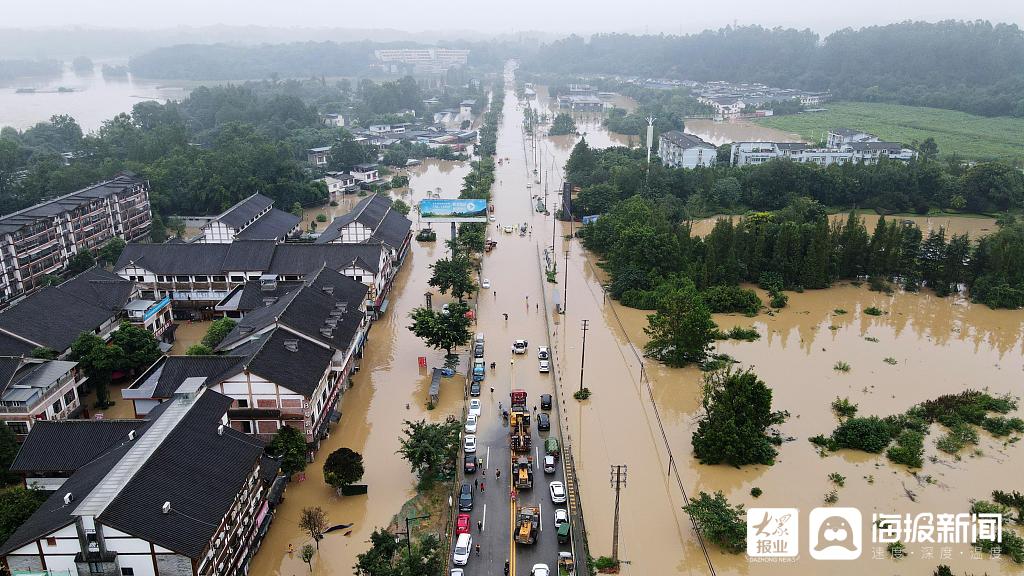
[535, 445, 539, 469]
[482, 504, 487, 531]
[539, 500, 544, 532]
[486, 446, 491, 469]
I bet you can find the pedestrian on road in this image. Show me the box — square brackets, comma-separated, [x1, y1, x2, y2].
[503, 313, 508, 321]
[477, 520, 482, 532]
[498, 401, 503, 413]
[475, 544, 480, 556]
[493, 290, 496, 298]
[474, 479, 479, 489]
[481, 481, 485, 492]
[505, 559, 510, 576]
[490, 386, 494, 394]
[496, 469, 501, 481]
[536, 303, 539, 312]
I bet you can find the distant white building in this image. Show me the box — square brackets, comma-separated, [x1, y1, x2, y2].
[197, 194, 299, 244]
[827, 128, 880, 148]
[731, 139, 917, 167]
[373, 48, 470, 74]
[657, 131, 717, 169]
[321, 113, 346, 127]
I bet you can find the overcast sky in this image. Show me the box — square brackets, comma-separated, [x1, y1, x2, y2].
[4, 0, 1021, 34]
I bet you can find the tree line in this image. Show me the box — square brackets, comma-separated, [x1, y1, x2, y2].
[571, 142, 1024, 309]
[525, 21, 1024, 118]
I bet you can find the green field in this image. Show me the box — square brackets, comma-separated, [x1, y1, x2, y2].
[755, 101, 1024, 163]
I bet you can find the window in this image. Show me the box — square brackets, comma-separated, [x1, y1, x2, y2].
[157, 276, 167, 282]
[64, 389, 76, 406]
[175, 275, 190, 282]
[51, 399, 62, 414]
[230, 275, 245, 282]
[354, 276, 363, 283]
[238, 421, 253, 434]
[121, 568, 135, 576]
[46, 537, 57, 546]
[236, 398, 249, 408]
[194, 275, 208, 282]
[213, 276, 226, 282]
[88, 561, 104, 574]
[5, 422, 29, 435]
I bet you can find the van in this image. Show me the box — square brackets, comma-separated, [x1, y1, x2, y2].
[545, 437, 560, 458]
[474, 332, 485, 344]
[472, 359, 486, 382]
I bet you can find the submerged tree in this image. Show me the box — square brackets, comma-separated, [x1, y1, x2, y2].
[643, 280, 716, 367]
[692, 368, 788, 466]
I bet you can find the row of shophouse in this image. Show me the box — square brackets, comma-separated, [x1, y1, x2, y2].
[0, 189, 412, 575]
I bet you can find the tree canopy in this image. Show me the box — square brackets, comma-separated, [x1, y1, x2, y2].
[323, 447, 364, 491]
[642, 279, 716, 367]
[396, 416, 462, 486]
[692, 368, 788, 466]
[427, 256, 477, 301]
[268, 425, 308, 476]
[407, 302, 472, 356]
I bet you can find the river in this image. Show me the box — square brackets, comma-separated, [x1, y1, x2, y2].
[0, 63, 191, 131]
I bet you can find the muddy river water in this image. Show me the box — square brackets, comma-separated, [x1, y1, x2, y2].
[250, 72, 1023, 576]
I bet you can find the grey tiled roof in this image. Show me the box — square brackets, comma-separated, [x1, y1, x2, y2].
[116, 242, 383, 276]
[235, 208, 300, 240]
[268, 243, 382, 275]
[0, 173, 144, 235]
[9, 419, 146, 473]
[659, 130, 715, 150]
[56, 266, 136, 312]
[315, 193, 411, 249]
[222, 240, 277, 271]
[0, 286, 115, 352]
[148, 355, 247, 399]
[0, 331, 33, 356]
[241, 328, 333, 398]
[117, 243, 232, 275]
[216, 193, 274, 229]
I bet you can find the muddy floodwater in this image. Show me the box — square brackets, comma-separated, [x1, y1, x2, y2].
[689, 213, 1000, 239]
[249, 158, 472, 576]
[515, 73, 1024, 575]
[684, 119, 804, 147]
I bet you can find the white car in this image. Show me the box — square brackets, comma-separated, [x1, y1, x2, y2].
[464, 434, 477, 454]
[451, 570, 464, 576]
[544, 455, 556, 474]
[468, 399, 482, 417]
[489, 215, 496, 222]
[481, 278, 491, 289]
[503, 225, 515, 234]
[453, 533, 472, 566]
[537, 346, 550, 360]
[549, 481, 566, 503]
[512, 339, 528, 354]
[538, 360, 550, 373]
[441, 303, 450, 314]
[465, 414, 478, 434]
[531, 564, 550, 576]
[474, 332, 485, 344]
[554, 508, 569, 528]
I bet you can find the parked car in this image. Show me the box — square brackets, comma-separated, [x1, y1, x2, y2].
[464, 454, 477, 474]
[531, 564, 550, 576]
[503, 225, 515, 233]
[537, 412, 550, 431]
[464, 435, 477, 454]
[474, 342, 485, 358]
[540, 394, 552, 410]
[544, 455, 556, 473]
[481, 278, 491, 289]
[468, 399, 482, 417]
[489, 215, 496, 222]
[472, 358, 485, 382]
[459, 483, 474, 511]
[456, 513, 471, 535]
[469, 381, 481, 397]
[537, 346, 550, 360]
[512, 339, 528, 354]
[549, 481, 567, 503]
[451, 569, 464, 576]
[554, 508, 569, 528]
[538, 359, 550, 373]
[475, 332, 485, 344]
[453, 533, 472, 565]
[465, 414, 478, 434]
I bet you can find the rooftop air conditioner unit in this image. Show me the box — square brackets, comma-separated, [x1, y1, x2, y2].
[128, 430, 135, 441]
[217, 424, 224, 436]
[63, 492, 74, 505]
[162, 501, 171, 514]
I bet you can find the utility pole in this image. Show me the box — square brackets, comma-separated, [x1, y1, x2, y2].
[401, 513, 430, 566]
[610, 465, 627, 565]
[579, 320, 589, 393]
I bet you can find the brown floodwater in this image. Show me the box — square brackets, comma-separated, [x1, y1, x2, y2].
[684, 119, 803, 147]
[689, 213, 1000, 240]
[249, 159, 472, 576]
[514, 68, 1024, 575]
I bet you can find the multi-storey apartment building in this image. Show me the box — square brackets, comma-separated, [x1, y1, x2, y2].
[0, 172, 151, 303]
[657, 131, 717, 169]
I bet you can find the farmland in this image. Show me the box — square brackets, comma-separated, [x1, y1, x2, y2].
[755, 101, 1024, 164]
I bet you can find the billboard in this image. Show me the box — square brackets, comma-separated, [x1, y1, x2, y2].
[418, 199, 488, 223]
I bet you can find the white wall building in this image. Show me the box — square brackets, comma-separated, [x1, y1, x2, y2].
[657, 131, 717, 169]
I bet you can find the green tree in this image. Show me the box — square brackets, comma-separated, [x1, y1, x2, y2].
[30, 347, 58, 360]
[682, 491, 746, 554]
[392, 198, 411, 215]
[692, 368, 788, 466]
[300, 543, 315, 572]
[202, 317, 237, 349]
[268, 425, 308, 476]
[70, 332, 126, 408]
[0, 425, 21, 485]
[328, 135, 370, 171]
[355, 528, 402, 576]
[299, 506, 328, 549]
[397, 416, 462, 486]
[291, 202, 303, 218]
[427, 256, 476, 301]
[407, 303, 472, 356]
[323, 447, 364, 491]
[110, 322, 161, 372]
[186, 344, 214, 356]
[549, 112, 578, 136]
[96, 238, 126, 265]
[0, 487, 49, 544]
[67, 250, 95, 274]
[643, 281, 716, 367]
[918, 137, 939, 161]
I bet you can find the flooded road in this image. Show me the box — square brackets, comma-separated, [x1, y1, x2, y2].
[518, 70, 1024, 574]
[250, 159, 472, 576]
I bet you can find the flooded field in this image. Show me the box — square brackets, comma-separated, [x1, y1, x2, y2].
[689, 212, 1000, 239]
[249, 156, 472, 576]
[684, 118, 804, 146]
